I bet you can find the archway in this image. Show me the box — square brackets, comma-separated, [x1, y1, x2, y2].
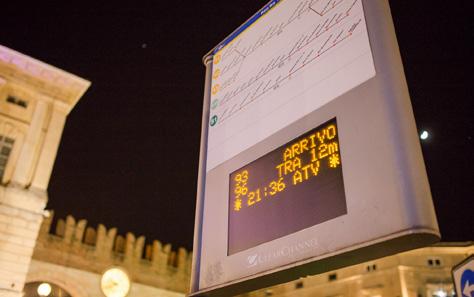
[24, 281, 73, 297]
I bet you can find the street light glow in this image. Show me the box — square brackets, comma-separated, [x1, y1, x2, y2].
[37, 283, 52, 296]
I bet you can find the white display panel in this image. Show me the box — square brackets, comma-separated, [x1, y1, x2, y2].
[207, 0, 375, 171]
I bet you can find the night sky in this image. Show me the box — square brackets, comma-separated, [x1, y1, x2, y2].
[1, 1, 472, 251]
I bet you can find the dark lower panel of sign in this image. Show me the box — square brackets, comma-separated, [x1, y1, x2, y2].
[228, 118, 347, 255]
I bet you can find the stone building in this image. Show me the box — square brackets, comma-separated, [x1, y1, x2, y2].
[24, 211, 190, 297]
[0, 45, 90, 297]
[243, 242, 473, 297]
[25, 212, 472, 297]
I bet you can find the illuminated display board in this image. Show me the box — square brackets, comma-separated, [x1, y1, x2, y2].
[228, 118, 346, 255]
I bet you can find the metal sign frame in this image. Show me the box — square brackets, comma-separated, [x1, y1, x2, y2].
[190, 1, 440, 296]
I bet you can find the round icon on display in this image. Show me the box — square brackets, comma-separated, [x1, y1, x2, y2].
[211, 99, 219, 110]
[210, 115, 218, 127]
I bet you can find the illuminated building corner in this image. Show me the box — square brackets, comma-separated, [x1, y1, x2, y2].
[0, 45, 90, 297]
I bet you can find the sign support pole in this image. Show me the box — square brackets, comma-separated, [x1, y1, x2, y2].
[190, 55, 213, 293]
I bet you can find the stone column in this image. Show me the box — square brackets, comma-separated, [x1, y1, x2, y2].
[0, 199, 44, 297]
[31, 102, 67, 190]
[11, 100, 48, 187]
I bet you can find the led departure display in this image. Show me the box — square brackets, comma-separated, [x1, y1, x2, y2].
[228, 118, 347, 255]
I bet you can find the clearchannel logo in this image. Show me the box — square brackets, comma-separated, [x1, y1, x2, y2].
[246, 238, 319, 268]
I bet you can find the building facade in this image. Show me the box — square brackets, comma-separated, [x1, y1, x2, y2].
[0, 45, 90, 297]
[243, 243, 473, 297]
[25, 211, 191, 297]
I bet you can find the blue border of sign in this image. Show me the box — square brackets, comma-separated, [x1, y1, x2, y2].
[452, 254, 474, 297]
[213, 0, 282, 54]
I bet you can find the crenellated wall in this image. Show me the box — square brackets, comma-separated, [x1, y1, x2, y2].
[33, 211, 191, 294]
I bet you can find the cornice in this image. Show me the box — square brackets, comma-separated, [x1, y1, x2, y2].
[0, 45, 91, 114]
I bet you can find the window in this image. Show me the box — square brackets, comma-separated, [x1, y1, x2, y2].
[295, 281, 304, 289]
[328, 273, 337, 281]
[6, 95, 28, 108]
[0, 135, 14, 182]
[367, 264, 378, 272]
[427, 257, 443, 267]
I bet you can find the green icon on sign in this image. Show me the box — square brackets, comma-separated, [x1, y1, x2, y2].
[211, 99, 219, 110]
[210, 115, 218, 127]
